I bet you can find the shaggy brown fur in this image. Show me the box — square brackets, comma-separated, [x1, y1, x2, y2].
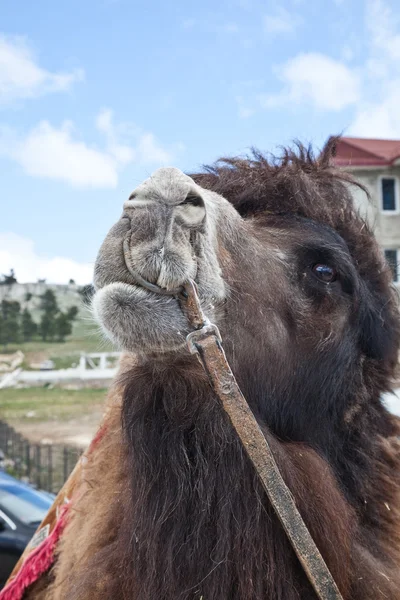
[26, 139, 400, 599]
[25, 377, 129, 600]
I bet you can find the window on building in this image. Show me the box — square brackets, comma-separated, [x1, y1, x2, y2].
[384, 249, 399, 283]
[381, 178, 397, 211]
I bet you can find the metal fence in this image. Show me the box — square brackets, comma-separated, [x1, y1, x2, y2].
[0, 420, 82, 494]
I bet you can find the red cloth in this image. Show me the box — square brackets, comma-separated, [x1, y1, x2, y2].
[0, 503, 70, 600]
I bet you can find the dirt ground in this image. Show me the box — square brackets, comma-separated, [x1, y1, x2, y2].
[13, 411, 104, 448]
[0, 387, 107, 448]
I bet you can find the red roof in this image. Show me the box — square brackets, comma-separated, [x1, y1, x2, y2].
[333, 137, 400, 167]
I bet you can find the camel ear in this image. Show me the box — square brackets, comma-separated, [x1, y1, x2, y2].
[358, 291, 399, 365]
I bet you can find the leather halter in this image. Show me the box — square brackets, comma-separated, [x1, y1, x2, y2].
[123, 232, 184, 296]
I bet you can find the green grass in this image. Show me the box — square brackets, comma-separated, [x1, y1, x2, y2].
[0, 387, 106, 423]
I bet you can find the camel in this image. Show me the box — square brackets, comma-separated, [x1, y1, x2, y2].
[26, 138, 400, 599]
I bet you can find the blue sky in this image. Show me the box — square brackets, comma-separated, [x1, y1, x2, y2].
[1, 0, 399, 284]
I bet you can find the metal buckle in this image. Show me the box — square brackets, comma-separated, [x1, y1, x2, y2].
[186, 322, 222, 355]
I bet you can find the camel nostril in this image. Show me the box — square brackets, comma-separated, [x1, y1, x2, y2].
[181, 193, 204, 208]
[175, 193, 206, 227]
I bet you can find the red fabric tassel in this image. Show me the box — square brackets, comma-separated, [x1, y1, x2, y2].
[0, 503, 70, 600]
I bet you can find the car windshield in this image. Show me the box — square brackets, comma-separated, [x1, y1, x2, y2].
[0, 484, 52, 525]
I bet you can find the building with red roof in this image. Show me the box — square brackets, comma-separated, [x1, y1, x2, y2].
[333, 137, 400, 284]
[334, 137, 400, 168]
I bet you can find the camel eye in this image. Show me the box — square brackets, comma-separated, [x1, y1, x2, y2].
[312, 263, 337, 283]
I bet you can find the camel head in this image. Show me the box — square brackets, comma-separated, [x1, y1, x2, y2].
[93, 141, 400, 444]
[92, 166, 234, 353]
[93, 148, 399, 387]
[88, 142, 400, 600]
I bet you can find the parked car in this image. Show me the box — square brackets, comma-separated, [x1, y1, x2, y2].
[0, 472, 53, 588]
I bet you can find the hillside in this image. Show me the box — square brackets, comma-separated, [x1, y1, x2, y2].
[0, 282, 113, 366]
[0, 282, 88, 318]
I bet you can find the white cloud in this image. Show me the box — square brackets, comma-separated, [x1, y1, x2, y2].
[0, 35, 84, 106]
[366, 0, 400, 61]
[238, 0, 400, 137]
[0, 109, 176, 189]
[2, 120, 119, 188]
[262, 53, 360, 111]
[137, 133, 173, 164]
[264, 7, 302, 35]
[349, 80, 400, 138]
[95, 108, 135, 166]
[348, 0, 400, 138]
[365, 57, 389, 80]
[0, 233, 93, 285]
